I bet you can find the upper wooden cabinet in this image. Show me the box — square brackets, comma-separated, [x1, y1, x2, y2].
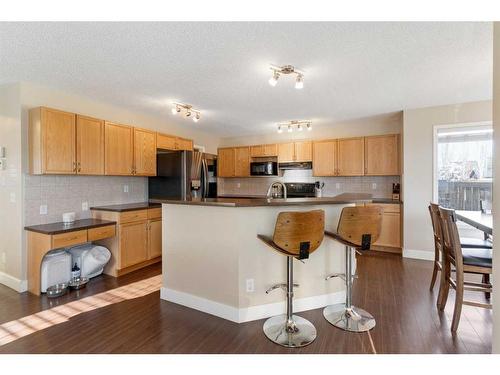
[364, 134, 399, 175]
[338, 137, 364, 176]
[76, 115, 105, 175]
[133, 128, 156, 176]
[250, 144, 278, 157]
[278, 141, 312, 163]
[313, 140, 337, 176]
[105, 121, 134, 176]
[218, 148, 235, 177]
[156, 133, 193, 151]
[29, 107, 76, 174]
[234, 147, 250, 177]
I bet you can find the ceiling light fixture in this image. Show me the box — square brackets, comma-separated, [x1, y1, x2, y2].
[277, 120, 312, 134]
[171, 103, 201, 123]
[269, 64, 304, 89]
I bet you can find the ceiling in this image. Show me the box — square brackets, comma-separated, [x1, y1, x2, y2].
[0, 22, 493, 137]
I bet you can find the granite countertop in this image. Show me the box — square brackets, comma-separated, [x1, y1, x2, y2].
[217, 194, 402, 205]
[90, 202, 161, 212]
[24, 219, 116, 235]
[150, 193, 375, 207]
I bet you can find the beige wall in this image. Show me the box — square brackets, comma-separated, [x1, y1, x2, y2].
[492, 22, 500, 355]
[402, 100, 492, 259]
[0, 83, 25, 290]
[219, 112, 402, 147]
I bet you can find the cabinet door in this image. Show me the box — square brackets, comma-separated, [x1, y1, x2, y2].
[234, 147, 250, 177]
[373, 212, 401, 248]
[218, 148, 235, 177]
[120, 221, 148, 268]
[134, 128, 157, 176]
[41, 107, 76, 174]
[251, 144, 278, 157]
[313, 140, 337, 176]
[364, 134, 399, 175]
[148, 218, 162, 259]
[76, 115, 104, 175]
[176, 138, 193, 151]
[294, 141, 312, 162]
[278, 142, 295, 162]
[338, 137, 364, 176]
[157, 133, 177, 150]
[105, 122, 134, 175]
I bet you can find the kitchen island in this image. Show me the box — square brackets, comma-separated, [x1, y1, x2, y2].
[155, 194, 373, 323]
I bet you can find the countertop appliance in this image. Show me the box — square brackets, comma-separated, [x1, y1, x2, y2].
[250, 161, 278, 176]
[284, 182, 316, 198]
[148, 150, 217, 200]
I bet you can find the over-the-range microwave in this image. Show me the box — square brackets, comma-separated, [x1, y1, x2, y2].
[250, 161, 278, 176]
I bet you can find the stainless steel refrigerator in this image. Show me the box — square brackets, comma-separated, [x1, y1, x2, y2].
[148, 151, 217, 200]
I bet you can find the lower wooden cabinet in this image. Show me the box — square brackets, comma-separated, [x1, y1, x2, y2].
[92, 207, 162, 276]
[360, 203, 402, 252]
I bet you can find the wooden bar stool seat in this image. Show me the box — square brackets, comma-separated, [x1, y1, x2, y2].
[323, 205, 383, 333]
[257, 209, 325, 348]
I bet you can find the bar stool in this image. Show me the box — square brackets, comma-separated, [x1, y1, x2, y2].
[323, 205, 383, 332]
[257, 209, 325, 348]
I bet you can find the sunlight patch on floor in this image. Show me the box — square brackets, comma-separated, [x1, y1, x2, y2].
[0, 275, 162, 346]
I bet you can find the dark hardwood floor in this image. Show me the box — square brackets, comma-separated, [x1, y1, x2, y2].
[0, 252, 492, 354]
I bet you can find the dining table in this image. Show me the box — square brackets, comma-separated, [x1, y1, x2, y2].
[455, 210, 493, 237]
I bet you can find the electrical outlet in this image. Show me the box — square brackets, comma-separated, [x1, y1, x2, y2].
[39, 204, 48, 215]
[372, 183, 377, 190]
[123, 185, 129, 193]
[336, 183, 341, 189]
[246, 278, 255, 293]
[82, 201, 89, 211]
[236, 182, 241, 189]
[9, 192, 15, 203]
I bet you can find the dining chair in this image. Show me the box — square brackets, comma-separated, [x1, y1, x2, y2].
[437, 207, 492, 333]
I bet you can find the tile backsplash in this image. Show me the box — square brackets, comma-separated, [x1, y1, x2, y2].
[24, 175, 148, 226]
[218, 169, 399, 198]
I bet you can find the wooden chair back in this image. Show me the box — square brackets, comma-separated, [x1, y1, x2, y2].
[337, 206, 383, 248]
[273, 210, 325, 258]
[437, 207, 463, 266]
[429, 203, 443, 252]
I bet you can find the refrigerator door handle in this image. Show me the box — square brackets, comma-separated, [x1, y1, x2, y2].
[202, 159, 209, 198]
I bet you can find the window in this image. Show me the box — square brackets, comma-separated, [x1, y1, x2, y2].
[435, 124, 492, 211]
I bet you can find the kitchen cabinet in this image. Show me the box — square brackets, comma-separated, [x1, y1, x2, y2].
[76, 115, 105, 175]
[313, 140, 337, 176]
[294, 141, 313, 162]
[156, 133, 193, 151]
[365, 203, 401, 251]
[278, 142, 295, 163]
[104, 121, 134, 175]
[29, 107, 76, 174]
[176, 137, 194, 151]
[338, 137, 364, 176]
[218, 148, 236, 177]
[250, 144, 278, 157]
[91, 207, 162, 276]
[133, 128, 156, 176]
[234, 147, 250, 177]
[364, 134, 399, 176]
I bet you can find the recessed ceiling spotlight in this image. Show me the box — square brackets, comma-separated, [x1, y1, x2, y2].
[171, 103, 201, 123]
[269, 64, 304, 88]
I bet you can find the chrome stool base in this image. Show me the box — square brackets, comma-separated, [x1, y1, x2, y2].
[263, 314, 317, 348]
[323, 303, 376, 332]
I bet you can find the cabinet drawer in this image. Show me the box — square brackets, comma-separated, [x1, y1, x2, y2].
[52, 230, 88, 249]
[367, 203, 400, 213]
[119, 209, 148, 224]
[148, 208, 162, 219]
[88, 225, 116, 241]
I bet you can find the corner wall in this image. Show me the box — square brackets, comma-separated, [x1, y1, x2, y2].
[402, 100, 492, 260]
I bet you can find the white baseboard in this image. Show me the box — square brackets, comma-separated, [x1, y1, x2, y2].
[161, 287, 346, 323]
[402, 248, 434, 261]
[0, 271, 28, 292]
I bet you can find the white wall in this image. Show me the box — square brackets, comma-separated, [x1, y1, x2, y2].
[0, 83, 25, 291]
[492, 22, 500, 355]
[402, 100, 492, 260]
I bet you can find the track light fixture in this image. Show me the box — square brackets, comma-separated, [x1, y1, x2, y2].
[277, 120, 312, 134]
[171, 103, 201, 123]
[269, 64, 304, 89]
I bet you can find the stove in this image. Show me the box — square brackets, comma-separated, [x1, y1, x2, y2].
[284, 183, 316, 198]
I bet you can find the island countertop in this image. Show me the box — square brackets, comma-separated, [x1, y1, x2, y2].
[150, 192, 374, 207]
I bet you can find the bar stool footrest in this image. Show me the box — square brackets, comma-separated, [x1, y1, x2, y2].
[263, 314, 317, 348]
[323, 303, 376, 332]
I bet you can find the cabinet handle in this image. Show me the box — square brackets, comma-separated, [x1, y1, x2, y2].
[73, 162, 77, 172]
[77, 162, 81, 172]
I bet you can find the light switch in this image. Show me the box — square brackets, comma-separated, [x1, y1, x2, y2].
[336, 183, 341, 189]
[372, 183, 377, 190]
[40, 204, 48, 215]
[123, 185, 129, 193]
[82, 201, 89, 211]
